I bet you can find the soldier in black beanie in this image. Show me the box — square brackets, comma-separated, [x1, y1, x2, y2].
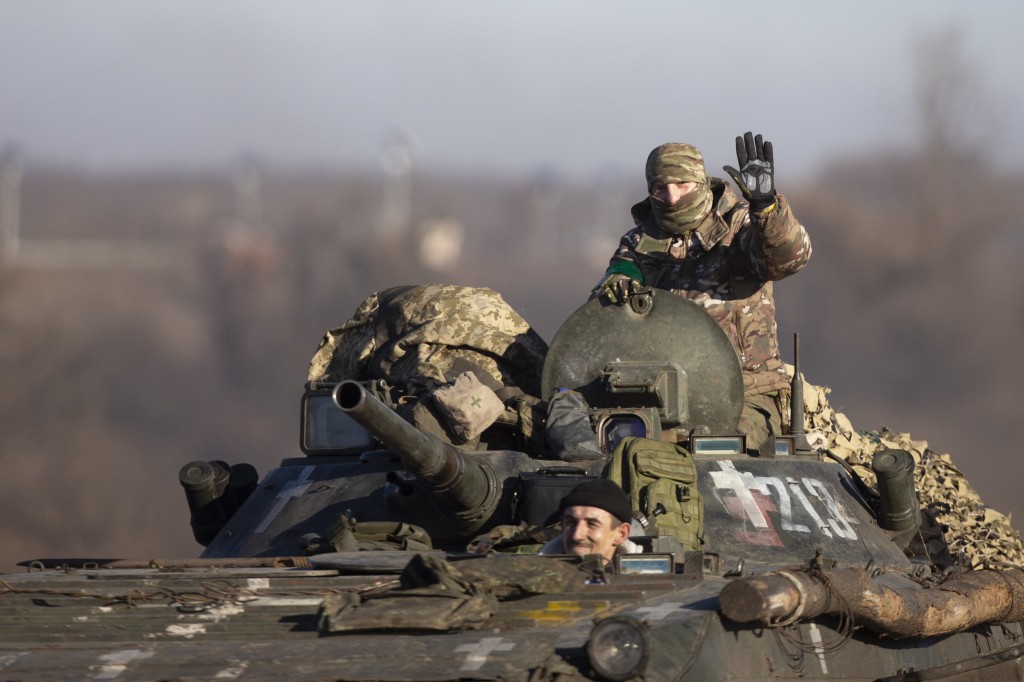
[540, 479, 634, 564]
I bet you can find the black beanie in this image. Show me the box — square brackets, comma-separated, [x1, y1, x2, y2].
[559, 479, 632, 525]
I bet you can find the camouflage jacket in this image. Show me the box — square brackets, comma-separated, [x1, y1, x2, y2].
[605, 179, 811, 395]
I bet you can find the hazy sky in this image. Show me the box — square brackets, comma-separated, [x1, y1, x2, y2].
[2, 1, 1021, 180]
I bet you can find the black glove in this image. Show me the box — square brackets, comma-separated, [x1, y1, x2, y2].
[597, 274, 640, 305]
[723, 131, 777, 215]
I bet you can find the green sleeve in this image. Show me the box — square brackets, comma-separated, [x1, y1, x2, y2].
[604, 260, 645, 284]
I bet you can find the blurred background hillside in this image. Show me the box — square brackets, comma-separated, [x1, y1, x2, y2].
[2, 2, 1023, 572]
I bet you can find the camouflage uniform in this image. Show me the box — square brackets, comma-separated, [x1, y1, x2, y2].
[598, 143, 811, 444]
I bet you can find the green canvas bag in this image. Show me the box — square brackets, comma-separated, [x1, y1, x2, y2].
[604, 436, 704, 550]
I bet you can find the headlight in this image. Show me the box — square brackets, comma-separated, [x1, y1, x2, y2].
[586, 615, 650, 681]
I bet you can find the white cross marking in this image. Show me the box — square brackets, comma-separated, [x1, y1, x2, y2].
[255, 466, 314, 534]
[456, 637, 515, 671]
[92, 649, 155, 679]
[709, 460, 768, 528]
[635, 603, 681, 621]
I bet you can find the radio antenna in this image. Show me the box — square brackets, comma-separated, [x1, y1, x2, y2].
[790, 332, 814, 454]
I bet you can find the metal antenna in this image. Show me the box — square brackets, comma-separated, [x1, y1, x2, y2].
[790, 333, 804, 436]
[790, 332, 814, 454]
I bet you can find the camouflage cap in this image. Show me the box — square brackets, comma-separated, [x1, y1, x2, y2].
[645, 143, 708, 190]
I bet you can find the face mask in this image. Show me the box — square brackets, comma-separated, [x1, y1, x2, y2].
[649, 183, 712, 236]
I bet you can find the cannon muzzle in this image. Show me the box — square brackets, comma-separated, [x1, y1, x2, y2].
[332, 381, 499, 521]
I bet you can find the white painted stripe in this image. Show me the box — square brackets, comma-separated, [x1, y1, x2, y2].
[456, 637, 515, 671]
[215, 661, 249, 679]
[254, 466, 314, 534]
[248, 597, 325, 607]
[635, 603, 682, 621]
[92, 649, 155, 680]
[807, 622, 829, 674]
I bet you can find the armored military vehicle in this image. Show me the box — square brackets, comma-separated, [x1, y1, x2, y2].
[2, 287, 1023, 681]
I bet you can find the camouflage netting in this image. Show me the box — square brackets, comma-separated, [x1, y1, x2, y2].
[795, 366, 1024, 569]
[307, 285, 549, 396]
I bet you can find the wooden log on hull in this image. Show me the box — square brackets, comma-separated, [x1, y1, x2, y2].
[719, 566, 1024, 638]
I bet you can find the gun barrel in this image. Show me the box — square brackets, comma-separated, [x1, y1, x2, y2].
[332, 381, 495, 516]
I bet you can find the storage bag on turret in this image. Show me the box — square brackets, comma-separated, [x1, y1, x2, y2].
[306, 284, 549, 397]
[515, 466, 600, 527]
[604, 437, 703, 550]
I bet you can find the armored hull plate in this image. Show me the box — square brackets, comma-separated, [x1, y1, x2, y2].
[3, 553, 1023, 681]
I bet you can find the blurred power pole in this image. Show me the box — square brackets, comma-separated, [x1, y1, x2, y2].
[233, 154, 265, 233]
[911, 25, 993, 259]
[1, 147, 23, 266]
[379, 130, 414, 239]
[526, 169, 560, 265]
[585, 169, 631, 269]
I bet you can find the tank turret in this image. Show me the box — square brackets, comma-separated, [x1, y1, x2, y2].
[542, 288, 744, 451]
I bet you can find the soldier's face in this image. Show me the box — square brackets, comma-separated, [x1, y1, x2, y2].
[561, 505, 630, 563]
[650, 181, 697, 205]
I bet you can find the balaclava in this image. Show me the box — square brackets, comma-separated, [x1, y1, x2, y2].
[645, 143, 713, 236]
